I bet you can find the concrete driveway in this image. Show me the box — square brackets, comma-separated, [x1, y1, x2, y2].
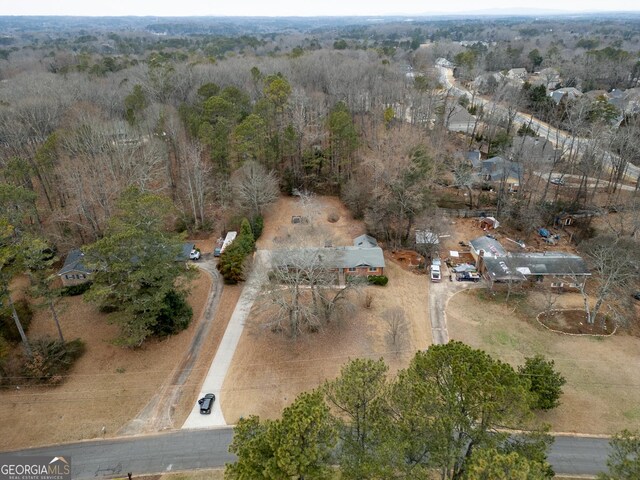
[428, 263, 482, 345]
[182, 250, 271, 428]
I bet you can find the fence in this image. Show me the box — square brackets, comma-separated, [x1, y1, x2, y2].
[435, 208, 497, 218]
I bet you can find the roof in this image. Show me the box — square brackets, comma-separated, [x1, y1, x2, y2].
[353, 234, 378, 248]
[447, 105, 477, 133]
[57, 249, 92, 276]
[550, 87, 583, 104]
[274, 246, 385, 270]
[481, 157, 523, 182]
[469, 236, 507, 257]
[483, 252, 590, 281]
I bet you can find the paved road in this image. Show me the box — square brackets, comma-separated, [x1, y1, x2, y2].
[436, 64, 640, 183]
[182, 250, 271, 429]
[6, 428, 610, 478]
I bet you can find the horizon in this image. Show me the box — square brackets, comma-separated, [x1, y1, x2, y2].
[2, 1, 640, 18]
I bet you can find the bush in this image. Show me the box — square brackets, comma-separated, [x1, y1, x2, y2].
[152, 290, 193, 337]
[23, 337, 86, 384]
[218, 218, 255, 284]
[518, 354, 566, 410]
[367, 275, 389, 286]
[60, 282, 92, 297]
[0, 299, 33, 344]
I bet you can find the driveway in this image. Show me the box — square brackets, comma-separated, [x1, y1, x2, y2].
[428, 263, 482, 344]
[182, 250, 271, 428]
[119, 258, 223, 434]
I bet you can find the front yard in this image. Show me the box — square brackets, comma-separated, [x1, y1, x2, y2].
[447, 289, 640, 434]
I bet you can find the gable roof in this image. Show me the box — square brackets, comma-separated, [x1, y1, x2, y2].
[57, 249, 92, 276]
[483, 252, 590, 281]
[469, 236, 507, 257]
[481, 157, 523, 182]
[353, 234, 378, 248]
[274, 246, 385, 270]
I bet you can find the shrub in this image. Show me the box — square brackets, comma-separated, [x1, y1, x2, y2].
[0, 299, 33, 344]
[60, 282, 92, 297]
[518, 354, 566, 410]
[23, 337, 86, 384]
[152, 290, 193, 337]
[367, 275, 389, 286]
[218, 218, 255, 284]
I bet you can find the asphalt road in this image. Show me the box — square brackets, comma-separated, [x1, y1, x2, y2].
[6, 428, 611, 478]
[435, 64, 640, 183]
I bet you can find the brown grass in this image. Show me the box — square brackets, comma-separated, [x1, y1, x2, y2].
[0, 270, 212, 451]
[447, 289, 640, 434]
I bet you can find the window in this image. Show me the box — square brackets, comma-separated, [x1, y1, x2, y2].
[347, 267, 356, 272]
[65, 274, 72, 280]
[368, 267, 377, 272]
[551, 282, 563, 288]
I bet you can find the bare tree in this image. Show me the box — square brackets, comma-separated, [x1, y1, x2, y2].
[231, 160, 279, 219]
[383, 306, 407, 349]
[179, 140, 213, 230]
[579, 235, 640, 326]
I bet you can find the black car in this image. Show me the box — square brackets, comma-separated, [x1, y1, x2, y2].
[198, 393, 216, 414]
[633, 292, 640, 301]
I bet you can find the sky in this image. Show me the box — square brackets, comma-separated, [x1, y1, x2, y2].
[1, 0, 640, 17]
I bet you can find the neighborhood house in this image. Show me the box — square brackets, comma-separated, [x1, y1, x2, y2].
[57, 249, 93, 287]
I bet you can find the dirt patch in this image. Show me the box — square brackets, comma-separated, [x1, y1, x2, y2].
[257, 195, 365, 249]
[389, 249, 425, 270]
[447, 289, 640, 434]
[220, 258, 431, 422]
[538, 310, 615, 335]
[0, 270, 212, 451]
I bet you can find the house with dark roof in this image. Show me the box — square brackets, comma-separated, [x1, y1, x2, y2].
[57, 249, 93, 287]
[482, 252, 590, 289]
[478, 156, 523, 190]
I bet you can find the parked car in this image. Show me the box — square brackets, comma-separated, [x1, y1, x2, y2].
[430, 264, 441, 282]
[189, 248, 201, 261]
[198, 393, 215, 414]
[457, 272, 480, 282]
[550, 177, 565, 186]
[633, 292, 640, 301]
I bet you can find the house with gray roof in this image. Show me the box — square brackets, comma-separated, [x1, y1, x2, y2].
[478, 156, 524, 190]
[469, 235, 507, 262]
[273, 236, 385, 285]
[446, 105, 477, 134]
[481, 252, 590, 289]
[550, 87, 583, 105]
[57, 249, 93, 287]
[353, 234, 378, 248]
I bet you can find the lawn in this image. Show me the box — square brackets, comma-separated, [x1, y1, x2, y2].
[220, 195, 431, 422]
[447, 289, 640, 434]
[0, 267, 212, 451]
